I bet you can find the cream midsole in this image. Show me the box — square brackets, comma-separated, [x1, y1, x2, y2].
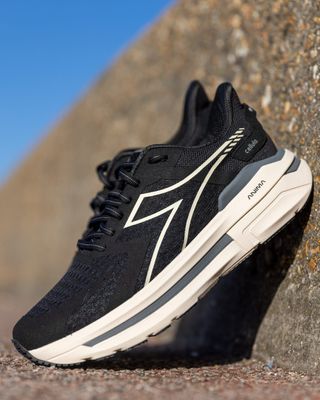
[30, 149, 312, 364]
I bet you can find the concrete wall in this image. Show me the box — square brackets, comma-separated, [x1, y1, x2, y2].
[0, 0, 319, 373]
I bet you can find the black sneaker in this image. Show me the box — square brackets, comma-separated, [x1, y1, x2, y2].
[13, 82, 312, 366]
[85, 79, 211, 218]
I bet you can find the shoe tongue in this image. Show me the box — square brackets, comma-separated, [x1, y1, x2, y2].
[206, 82, 242, 140]
[169, 80, 210, 146]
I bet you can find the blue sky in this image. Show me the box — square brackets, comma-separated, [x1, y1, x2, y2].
[0, 0, 174, 184]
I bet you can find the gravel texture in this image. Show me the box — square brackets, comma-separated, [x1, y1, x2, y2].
[2, 297, 320, 400]
[3, 343, 320, 400]
[0, 0, 319, 375]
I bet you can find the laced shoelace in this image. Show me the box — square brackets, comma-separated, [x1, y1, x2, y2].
[77, 152, 168, 251]
[89, 159, 113, 213]
[89, 150, 137, 213]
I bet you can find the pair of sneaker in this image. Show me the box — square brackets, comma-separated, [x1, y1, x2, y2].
[13, 81, 313, 366]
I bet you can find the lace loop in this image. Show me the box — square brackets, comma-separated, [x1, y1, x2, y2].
[96, 160, 113, 187]
[77, 159, 139, 251]
[90, 160, 114, 212]
[77, 152, 167, 252]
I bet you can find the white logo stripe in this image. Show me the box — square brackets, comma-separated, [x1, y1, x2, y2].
[144, 200, 182, 284]
[124, 129, 244, 285]
[182, 153, 227, 249]
[125, 139, 232, 213]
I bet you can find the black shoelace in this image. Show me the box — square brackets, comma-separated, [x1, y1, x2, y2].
[89, 149, 134, 212]
[77, 152, 168, 251]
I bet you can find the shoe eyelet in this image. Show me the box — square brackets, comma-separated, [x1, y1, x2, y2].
[148, 155, 168, 164]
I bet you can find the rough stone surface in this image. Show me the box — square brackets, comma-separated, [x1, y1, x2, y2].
[0, 297, 316, 400]
[3, 351, 320, 400]
[1, 301, 320, 400]
[0, 0, 319, 375]
[3, 350, 320, 400]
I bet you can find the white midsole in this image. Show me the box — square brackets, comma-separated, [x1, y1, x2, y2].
[30, 149, 312, 364]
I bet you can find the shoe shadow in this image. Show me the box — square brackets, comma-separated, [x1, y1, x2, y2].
[172, 191, 313, 363]
[86, 192, 313, 371]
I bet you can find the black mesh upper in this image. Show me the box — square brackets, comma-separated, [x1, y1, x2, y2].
[13, 82, 277, 351]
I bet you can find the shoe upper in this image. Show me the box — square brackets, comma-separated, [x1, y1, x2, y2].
[13, 82, 277, 351]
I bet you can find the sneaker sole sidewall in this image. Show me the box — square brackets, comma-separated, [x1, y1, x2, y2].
[16, 148, 312, 365]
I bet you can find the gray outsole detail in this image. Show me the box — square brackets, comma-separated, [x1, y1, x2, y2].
[285, 156, 301, 174]
[218, 149, 285, 210]
[84, 234, 233, 347]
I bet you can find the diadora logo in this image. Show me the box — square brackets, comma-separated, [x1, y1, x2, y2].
[124, 128, 245, 285]
[245, 138, 258, 154]
[248, 180, 266, 199]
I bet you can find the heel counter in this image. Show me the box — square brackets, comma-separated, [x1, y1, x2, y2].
[232, 106, 277, 162]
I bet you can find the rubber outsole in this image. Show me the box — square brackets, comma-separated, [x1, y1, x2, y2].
[13, 151, 312, 367]
[12, 339, 83, 368]
[12, 197, 310, 368]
